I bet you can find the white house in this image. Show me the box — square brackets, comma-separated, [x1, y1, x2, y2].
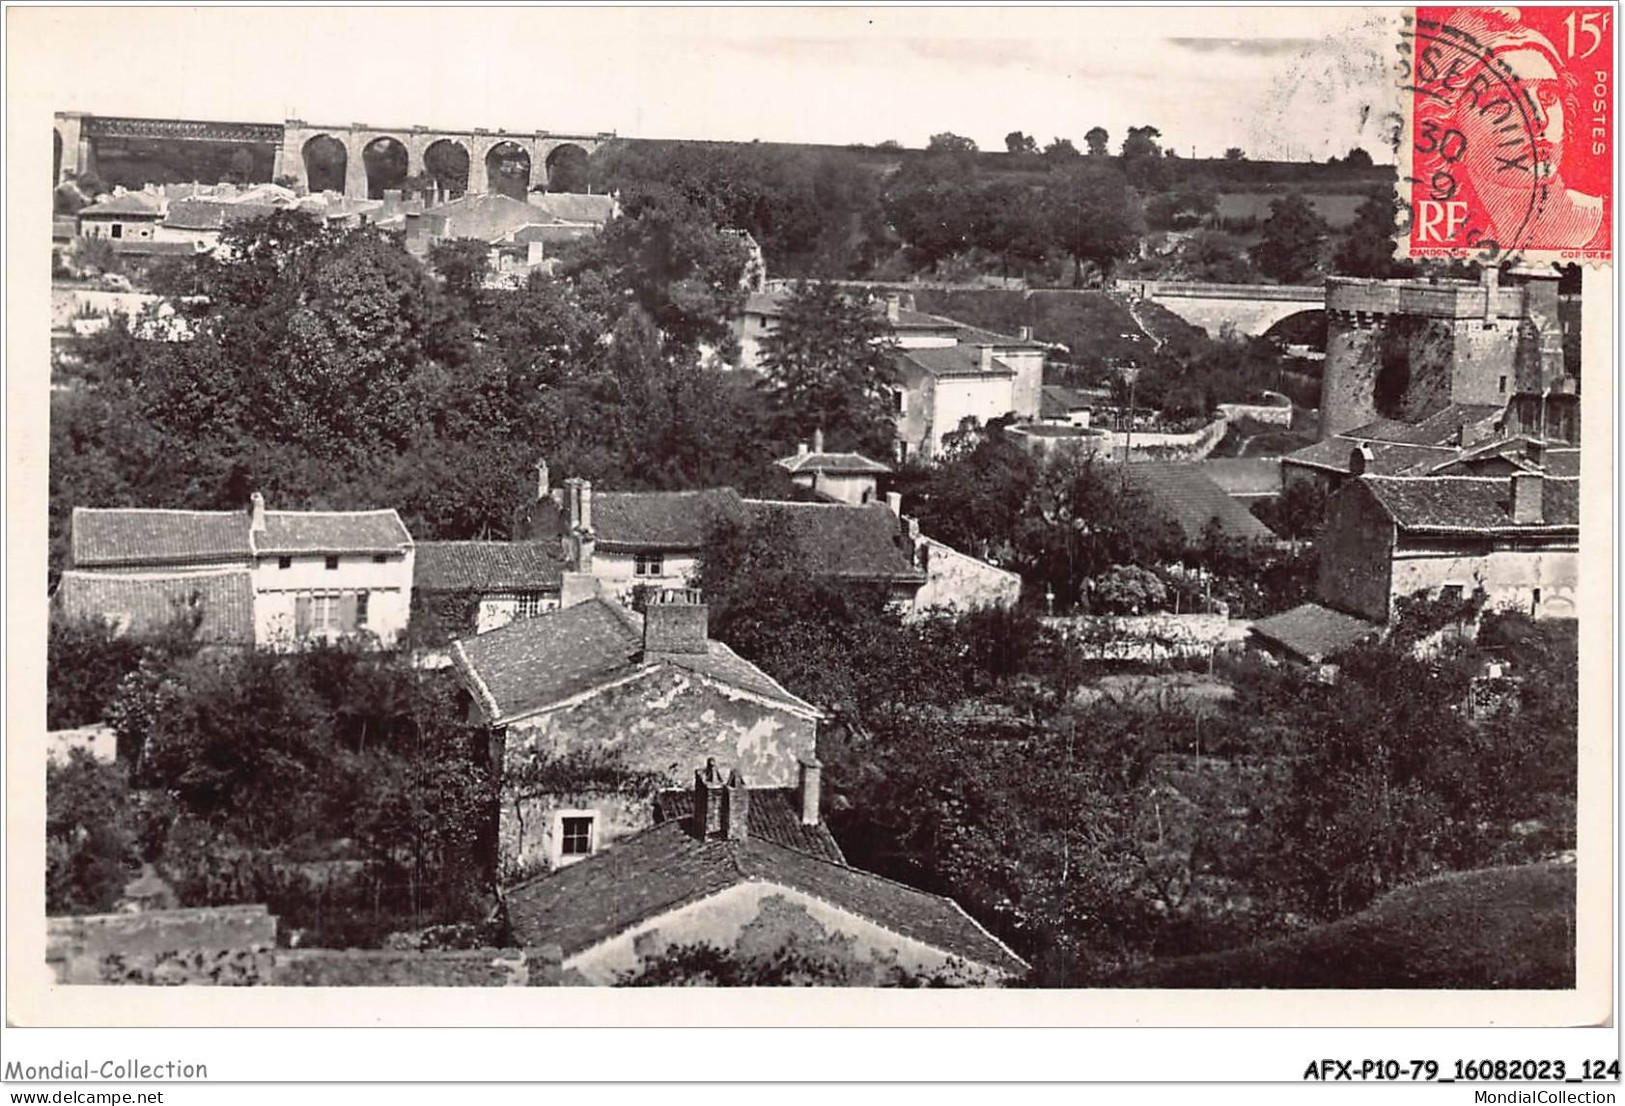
[62, 494, 415, 648]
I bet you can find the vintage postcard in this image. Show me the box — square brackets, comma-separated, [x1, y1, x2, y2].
[4, 4, 1615, 1058]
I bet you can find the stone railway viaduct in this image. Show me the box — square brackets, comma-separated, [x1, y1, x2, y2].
[1116, 279, 1325, 339]
[55, 112, 612, 198]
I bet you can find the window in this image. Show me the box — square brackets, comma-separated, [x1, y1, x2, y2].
[516, 592, 548, 618]
[278, 556, 292, 570]
[559, 814, 596, 861]
[355, 591, 369, 627]
[310, 595, 341, 633]
[1531, 587, 1542, 616]
[1499, 375, 1508, 394]
[1440, 584, 1464, 603]
[634, 552, 665, 577]
[372, 553, 388, 564]
[325, 555, 340, 571]
[110, 224, 123, 240]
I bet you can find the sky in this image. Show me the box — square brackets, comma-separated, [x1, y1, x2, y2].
[18, 6, 1404, 161]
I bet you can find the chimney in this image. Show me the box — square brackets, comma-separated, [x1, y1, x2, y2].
[1511, 472, 1544, 524]
[534, 459, 550, 502]
[1482, 265, 1500, 323]
[691, 759, 725, 839]
[1018, 325, 1034, 341]
[559, 571, 600, 608]
[886, 293, 901, 325]
[721, 769, 750, 841]
[643, 590, 709, 654]
[797, 441, 808, 457]
[250, 491, 266, 533]
[578, 480, 593, 533]
[797, 757, 822, 826]
[1525, 439, 1546, 469]
[980, 345, 994, 372]
[886, 491, 902, 516]
[813, 427, 824, 454]
[1349, 445, 1373, 476]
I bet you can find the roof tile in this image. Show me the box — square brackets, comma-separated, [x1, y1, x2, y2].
[502, 820, 1027, 975]
[56, 569, 255, 644]
[1122, 463, 1278, 544]
[414, 541, 564, 592]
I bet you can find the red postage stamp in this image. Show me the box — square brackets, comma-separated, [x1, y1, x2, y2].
[1400, 6, 1613, 263]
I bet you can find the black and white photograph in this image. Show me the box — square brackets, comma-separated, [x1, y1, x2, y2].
[4, 2, 1615, 1074]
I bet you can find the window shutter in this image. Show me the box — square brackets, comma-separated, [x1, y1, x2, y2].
[295, 595, 312, 637]
[339, 592, 359, 632]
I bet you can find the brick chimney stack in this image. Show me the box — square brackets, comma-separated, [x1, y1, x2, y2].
[692, 758, 725, 839]
[980, 345, 994, 372]
[813, 427, 824, 454]
[721, 769, 750, 841]
[250, 491, 266, 534]
[798, 757, 822, 826]
[1511, 472, 1545, 524]
[644, 589, 709, 655]
[886, 293, 901, 325]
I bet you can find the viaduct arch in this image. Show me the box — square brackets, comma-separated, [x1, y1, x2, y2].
[280, 122, 607, 199]
[53, 112, 611, 197]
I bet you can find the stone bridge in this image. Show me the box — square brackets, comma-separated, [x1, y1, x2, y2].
[1117, 279, 1325, 338]
[54, 112, 612, 198]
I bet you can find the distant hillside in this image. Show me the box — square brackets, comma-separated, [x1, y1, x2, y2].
[1106, 861, 1576, 988]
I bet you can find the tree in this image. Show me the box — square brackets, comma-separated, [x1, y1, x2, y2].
[1224, 147, 1246, 161]
[561, 183, 749, 358]
[48, 750, 139, 915]
[1005, 131, 1039, 156]
[1333, 192, 1411, 279]
[1343, 147, 1374, 169]
[756, 281, 899, 457]
[427, 238, 491, 308]
[1121, 125, 1163, 161]
[928, 132, 979, 154]
[1251, 193, 1328, 283]
[1043, 161, 1145, 286]
[1084, 127, 1110, 157]
[1043, 137, 1081, 162]
[881, 156, 981, 271]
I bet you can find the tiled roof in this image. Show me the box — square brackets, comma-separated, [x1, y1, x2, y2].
[1251, 602, 1382, 663]
[1427, 437, 1582, 478]
[742, 500, 924, 583]
[1283, 436, 1453, 477]
[592, 488, 747, 553]
[775, 450, 892, 476]
[53, 217, 78, 239]
[162, 200, 280, 231]
[1342, 403, 1506, 446]
[452, 597, 644, 721]
[79, 193, 167, 217]
[72, 508, 252, 569]
[653, 788, 847, 864]
[414, 541, 564, 593]
[450, 597, 818, 724]
[256, 511, 413, 555]
[416, 194, 561, 244]
[895, 345, 1015, 379]
[1040, 384, 1107, 418]
[1361, 475, 1580, 533]
[953, 324, 1046, 348]
[742, 290, 969, 334]
[526, 192, 617, 225]
[71, 506, 411, 567]
[502, 819, 1027, 975]
[1199, 458, 1282, 497]
[511, 223, 597, 245]
[111, 239, 204, 257]
[1122, 463, 1278, 544]
[56, 568, 255, 644]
